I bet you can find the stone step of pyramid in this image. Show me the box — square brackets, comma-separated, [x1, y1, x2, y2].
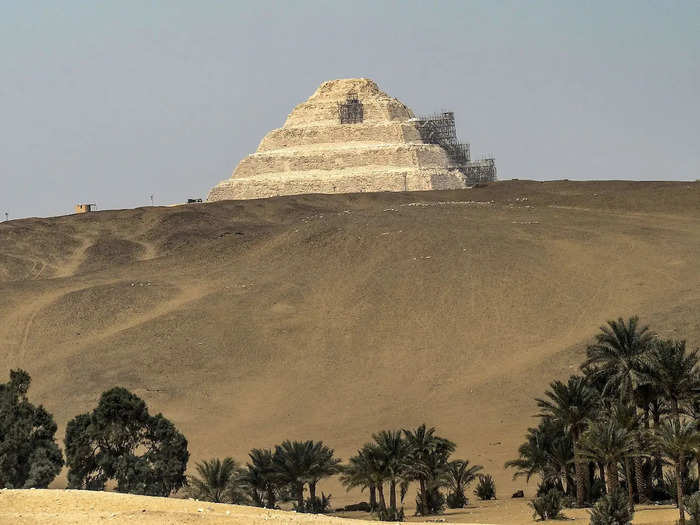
[257, 122, 422, 151]
[232, 143, 452, 178]
[207, 167, 466, 201]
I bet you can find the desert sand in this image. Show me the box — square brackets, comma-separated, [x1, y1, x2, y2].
[0, 489, 682, 524]
[1, 181, 699, 509]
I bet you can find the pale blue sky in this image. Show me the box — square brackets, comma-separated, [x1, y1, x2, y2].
[1, 1, 698, 218]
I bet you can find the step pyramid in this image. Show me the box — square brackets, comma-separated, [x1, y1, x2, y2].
[207, 78, 495, 201]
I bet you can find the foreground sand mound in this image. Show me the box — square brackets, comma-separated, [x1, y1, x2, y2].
[0, 181, 699, 506]
[0, 489, 680, 524]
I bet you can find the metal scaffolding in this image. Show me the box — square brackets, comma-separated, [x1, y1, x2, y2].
[338, 93, 364, 124]
[416, 112, 471, 166]
[416, 111, 496, 185]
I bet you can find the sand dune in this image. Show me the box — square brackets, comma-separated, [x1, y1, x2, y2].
[0, 489, 681, 524]
[1, 181, 699, 511]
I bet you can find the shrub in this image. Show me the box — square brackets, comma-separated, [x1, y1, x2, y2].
[588, 476, 606, 504]
[377, 507, 404, 521]
[685, 492, 700, 525]
[339, 502, 371, 512]
[303, 493, 332, 514]
[474, 474, 496, 500]
[588, 490, 633, 525]
[416, 487, 446, 515]
[561, 493, 577, 509]
[446, 490, 468, 508]
[537, 479, 561, 497]
[664, 471, 699, 502]
[530, 489, 563, 521]
[0, 370, 63, 488]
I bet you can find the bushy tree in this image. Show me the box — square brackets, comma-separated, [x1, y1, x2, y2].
[64, 387, 188, 496]
[0, 369, 63, 488]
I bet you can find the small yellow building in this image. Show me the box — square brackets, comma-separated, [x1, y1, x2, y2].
[74, 203, 95, 214]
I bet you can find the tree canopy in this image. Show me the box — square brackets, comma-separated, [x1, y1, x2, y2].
[64, 387, 189, 496]
[0, 369, 63, 488]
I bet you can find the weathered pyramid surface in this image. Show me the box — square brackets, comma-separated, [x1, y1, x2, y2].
[208, 78, 493, 201]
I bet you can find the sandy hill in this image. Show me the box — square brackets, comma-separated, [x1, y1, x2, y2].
[1, 180, 699, 508]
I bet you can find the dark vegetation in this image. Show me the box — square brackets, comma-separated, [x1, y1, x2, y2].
[0, 370, 63, 488]
[530, 488, 563, 521]
[3, 311, 700, 525]
[188, 425, 485, 520]
[64, 387, 189, 497]
[506, 316, 700, 524]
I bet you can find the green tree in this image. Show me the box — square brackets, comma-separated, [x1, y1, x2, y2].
[445, 459, 482, 508]
[64, 387, 188, 496]
[583, 316, 655, 501]
[306, 441, 341, 505]
[373, 430, 411, 516]
[241, 448, 277, 508]
[340, 444, 385, 511]
[537, 375, 598, 507]
[605, 401, 642, 504]
[403, 424, 456, 515]
[578, 418, 635, 495]
[272, 440, 314, 511]
[506, 418, 574, 495]
[188, 457, 246, 503]
[644, 339, 699, 423]
[0, 370, 63, 488]
[653, 420, 700, 525]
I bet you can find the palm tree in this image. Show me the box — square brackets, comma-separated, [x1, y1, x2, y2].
[506, 417, 575, 495]
[341, 444, 385, 511]
[272, 440, 315, 511]
[445, 459, 483, 507]
[605, 400, 642, 504]
[653, 419, 700, 525]
[583, 316, 655, 400]
[373, 430, 410, 514]
[644, 339, 699, 423]
[241, 448, 277, 508]
[188, 457, 245, 503]
[537, 375, 598, 507]
[403, 424, 456, 515]
[583, 316, 655, 501]
[307, 441, 341, 504]
[578, 418, 635, 495]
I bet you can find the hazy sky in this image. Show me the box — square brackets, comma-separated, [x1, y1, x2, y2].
[1, 1, 698, 219]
